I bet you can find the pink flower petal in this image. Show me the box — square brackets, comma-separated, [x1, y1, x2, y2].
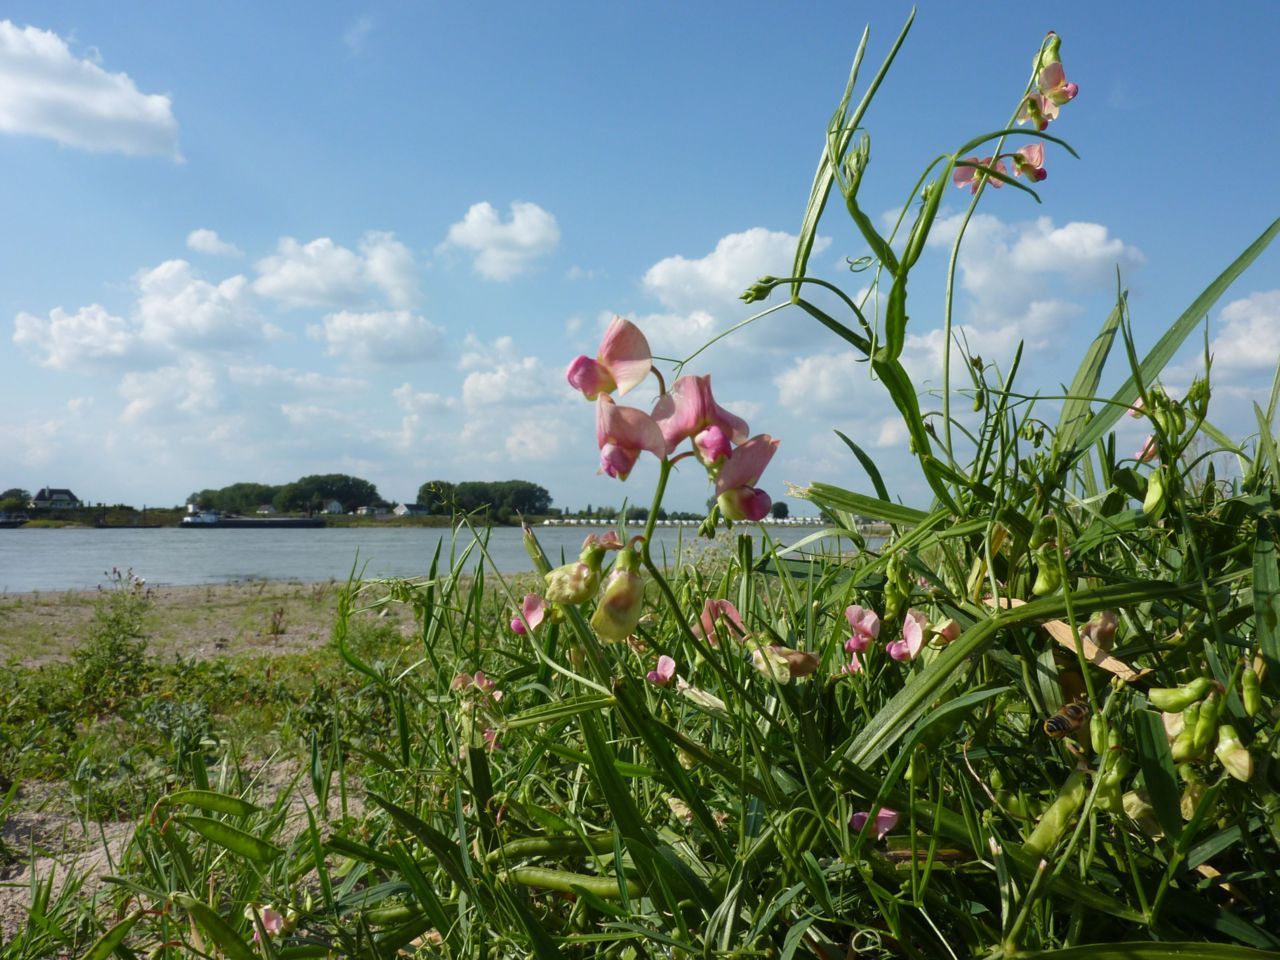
[693, 598, 747, 644]
[851, 808, 899, 840]
[647, 654, 677, 686]
[888, 609, 927, 661]
[841, 651, 864, 674]
[566, 355, 614, 400]
[597, 316, 652, 397]
[844, 604, 881, 641]
[651, 375, 749, 453]
[694, 425, 732, 465]
[715, 435, 779, 494]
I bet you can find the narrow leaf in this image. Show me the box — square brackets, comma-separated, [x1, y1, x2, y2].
[176, 815, 282, 863]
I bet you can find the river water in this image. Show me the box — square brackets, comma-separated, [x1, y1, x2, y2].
[0, 524, 839, 593]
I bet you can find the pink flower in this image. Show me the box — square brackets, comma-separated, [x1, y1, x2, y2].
[844, 604, 881, 654]
[651, 375, 749, 455]
[566, 316, 652, 400]
[245, 905, 288, 942]
[1011, 144, 1047, 182]
[715, 435, 779, 522]
[597, 395, 667, 481]
[934, 618, 961, 645]
[1135, 435, 1158, 463]
[510, 593, 546, 635]
[1018, 35, 1078, 130]
[693, 598, 748, 645]
[1128, 397, 1145, 418]
[886, 609, 927, 661]
[647, 654, 677, 686]
[850, 807, 899, 841]
[841, 651, 864, 675]
[694, 425, 732, 466]
[952, 156, 1008, 194]
[482, 727, 500, 751]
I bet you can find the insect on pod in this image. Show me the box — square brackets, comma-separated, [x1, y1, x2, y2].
[1043, 699, 1090, 739]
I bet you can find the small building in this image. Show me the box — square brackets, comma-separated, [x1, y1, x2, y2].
[319, 499, 344, 514]
[29, 487, 82, 509]
[255, 504, 277, 515]
[393, 503, 429, 517]
[356, 504, 390, 517]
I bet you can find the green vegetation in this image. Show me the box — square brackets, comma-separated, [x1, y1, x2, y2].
[417, 479, 552, 521]
[6, 18, 1280, 960]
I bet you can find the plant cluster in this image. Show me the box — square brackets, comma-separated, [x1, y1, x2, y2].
[20, 16, 1280, 960]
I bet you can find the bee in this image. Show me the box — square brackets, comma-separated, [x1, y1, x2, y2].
[1043, 698, 1090, 739]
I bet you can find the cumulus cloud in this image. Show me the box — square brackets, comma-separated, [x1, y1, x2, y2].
[310, 310, 444, 364]
[386, 382, 457, 450]
[775, 350, 863, 413]
[227, 364, 365, 393]
[134, 259, 260, 349]
[186, 228, 242, 257]
[1210, 291, 1280, 371]
[254, 232, 418, 308]
[442, 201, 559, 280]
[644, 227, 829, 314]
[119, 360, 219, 422]
[0, 20, 180, 158]
[13, 303, 136, 368]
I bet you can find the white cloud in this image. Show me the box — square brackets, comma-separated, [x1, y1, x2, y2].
[186, 228, 242, 257]
[227, 364, 365, 393]
[1009, 217, 1146, 285]
[387, 382, 457, 450]
[13, 303, 136, 368]
[254, 232, 418, 308]
[775, 350, 862, 413]
[1211, 291, 1280, 371]
[644, 227, 829, 314]
[310, 309, 444, 364]
[134, 259, 260, 348]
[506, 421, 562, 461]
[342, 16, 373, 56]
[0, 20, 180, 158]
[443, 201, 559, 280]
[462, 355, 548, 407]
[359, 231, 419, 308]
[118, 360, 219, 422]
[253, 237, 365, 308]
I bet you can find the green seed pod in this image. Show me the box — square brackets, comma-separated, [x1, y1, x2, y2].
[1147, 676, 1212, 712]
[972, 388, 985, 412]
[1031, 553, 1061, 596]
[908, 744, 929, 788]
[1029, 514, 1058, 550]
[1171, 702, 1201, 762]
[1192, 691, 1222, 754]
[1089, 713, 1109, 756]
[1243, 664, 1262, 718]
[1023, 772, 1087, 859]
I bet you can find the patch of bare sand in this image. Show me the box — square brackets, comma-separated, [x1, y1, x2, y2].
[0, 579, 418, 666]
[0, 766, 365, 941]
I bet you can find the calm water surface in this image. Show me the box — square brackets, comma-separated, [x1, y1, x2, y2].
[0, 525, 835, 593]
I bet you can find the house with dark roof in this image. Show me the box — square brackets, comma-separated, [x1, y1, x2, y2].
[29, 488, 82, 509]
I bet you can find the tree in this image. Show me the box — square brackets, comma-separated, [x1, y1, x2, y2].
[275, 474, 381, 513]
[1, 488, 30, 503]
[771, 501, 790, 520]
[416, 480, 456, 514]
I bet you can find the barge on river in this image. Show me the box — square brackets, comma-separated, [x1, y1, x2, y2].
[180, 509, 325, 529]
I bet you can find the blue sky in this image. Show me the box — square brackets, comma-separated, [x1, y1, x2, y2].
[2, 2, 1278, 513]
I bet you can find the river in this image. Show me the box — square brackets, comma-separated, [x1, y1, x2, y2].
[0, 524, 842, 593]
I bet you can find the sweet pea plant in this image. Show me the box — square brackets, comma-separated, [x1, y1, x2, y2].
[90, 15, 1280, 960]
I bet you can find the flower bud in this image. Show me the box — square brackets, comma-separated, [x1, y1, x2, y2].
[590, 546, 645, 642]
[1214, 724, 1253, 781]
[718, 486, 772, 522]
[544, 535, 619, 604]
[740, 276, 780, 304]
[1143, 466, 1167, 517]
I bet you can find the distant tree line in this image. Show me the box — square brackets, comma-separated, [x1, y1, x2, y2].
[188, 474, 384, 514]
[416, 480, 552, 523]
[1, 487, 31, 512]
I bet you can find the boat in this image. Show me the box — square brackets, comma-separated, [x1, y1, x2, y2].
[0, 513, 28, 529]
[180, 509, 325, 529]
